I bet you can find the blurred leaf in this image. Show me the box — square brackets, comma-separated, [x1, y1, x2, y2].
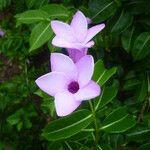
[123, 78, 141, 91]
[7, 109, 23, 125]
[135, 77, 148, 102]
[132, 32, 150, 61]
[15, 10, 50, 25]
[42, 109, 92, 141]
[107, 10, 133, 34]
[100, 107, 136, 133]
[127, 128, 150, 141]
[97, 144, 113, 150]
[89, 0, 118, 23]
[121, 26, 135, 52]
[137, 143, 150, 150]
[94, 85, 118, 110]
[40, 4, 69, 20]
[93, 60, 117, 86]
[25, 0, 36, 9]
[29, 22, 53, 52]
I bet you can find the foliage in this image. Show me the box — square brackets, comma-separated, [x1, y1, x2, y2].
[0, 0, 150, 149]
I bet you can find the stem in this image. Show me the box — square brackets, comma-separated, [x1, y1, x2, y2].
[89, 100, 99, 149]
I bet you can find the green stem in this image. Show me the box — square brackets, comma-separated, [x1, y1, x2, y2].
[89, 100, 99, 149]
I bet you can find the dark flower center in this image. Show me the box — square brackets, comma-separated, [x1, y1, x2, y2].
[68, 81, 79, 94]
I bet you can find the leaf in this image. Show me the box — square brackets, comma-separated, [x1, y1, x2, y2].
[15, 10, 50, 25]
[94, 85, 118, 111]
[92, 60, 117, 86]
[132, 32, 150, 61]
[127, 128, 150, 141]
[40, 4, 69, 20]
[121, 26, 135, 52]
[107, 10, 133, 34]
[135, 77, 148, 102]
[89, 0, 118, 23]
[137, 143, 150, 150]
[29, 22, 53, 52]
[100, 107, 136, 133]
[42, 109, 92, 141]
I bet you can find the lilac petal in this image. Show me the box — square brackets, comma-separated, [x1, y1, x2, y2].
[67, 48, 88, 63]
[52, 36, 74, 48]
[75, 80, 100, 101]
[35, 72, 68, 96]
[52, 36, 87, 50]
[51, 21, 75, 42]
[84, 24, 105, 43]
[71, 11, 88, 42]
[76, 55, 94, 87]
[85, 41, 95, 48]
[86, 17, 92, 24]
[51, 53, 78, 80]
[55, 90, 81, 116]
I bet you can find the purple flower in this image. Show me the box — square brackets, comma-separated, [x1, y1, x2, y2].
[0, 28, 5, 37]
[35, 53, 100, 117]
[67, 48, 88, 63]
[51, 11, 105, 50]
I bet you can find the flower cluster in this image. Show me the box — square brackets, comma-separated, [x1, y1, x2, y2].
[35, 11, 105, 117]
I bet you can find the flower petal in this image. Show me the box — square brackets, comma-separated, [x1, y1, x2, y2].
[67, 48, 88, 63]
[52, 36, 74, 48]
[74, 80, 100, 101]
[71, 11, 87, 42]
[85, 41, 95, 48]
[51, 53, 78, 80]
[51, 21, 75, 42]
[76, 55, 94, 87]
[55, 91, 81, 116]
[84, 24, 105, 43]
[35, 72, 68, 96]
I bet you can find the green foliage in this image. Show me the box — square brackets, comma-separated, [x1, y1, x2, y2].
[0, 0, 150, 149]
[42, 109, 92, 141]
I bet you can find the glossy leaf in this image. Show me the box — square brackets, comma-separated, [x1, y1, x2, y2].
[135, 77, 148, 102]
[89, 0, 117, 23]
[121, 26, 135, 52]
[94, 85, 118, 111]
[132, 32, 150, 60]
[107, 10, 133, 34]
[93, 60, 117, 86]
[40, 4, 69, 20]
[15, 10, 50, 25]
[127, 128, 150, 141]
[42, 109, 92, 141]
[29, 22, 53, 52]
[100, 107, 136, 133]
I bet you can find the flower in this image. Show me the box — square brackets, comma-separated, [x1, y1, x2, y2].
[0, 28, 5, 37]
[51, 10, 105, 51]
[35, 53, 100, 116]
[67, 48, 88, 63]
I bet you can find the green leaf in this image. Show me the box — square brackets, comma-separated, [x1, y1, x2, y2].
[89, 0, 118, 23]
[121, 26, 135, 52]
[93, 60, 117, 86]
[95, 85, 118, 110]
[132, 32, 150, 61]
[100, 107, 136, 133]
[135, 77, 148, 102]
[127, 128, 150, 141]
[7, 109, 23, 125]
[40, 4, 69, 20]
[29, 22, 53, 52]
[107, 10, 133, 34]
[15, 10, 50, 25]
[137, 143, 150, 150]
[42, 109, 92, 141]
